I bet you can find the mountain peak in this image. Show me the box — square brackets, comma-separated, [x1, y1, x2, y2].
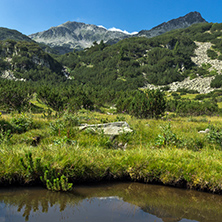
[138, 11, 206, 37]
[28, 11, 207, 54]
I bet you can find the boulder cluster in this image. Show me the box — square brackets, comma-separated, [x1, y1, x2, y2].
[145, 41, 222, 94]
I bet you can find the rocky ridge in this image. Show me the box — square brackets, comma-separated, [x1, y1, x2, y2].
[29, 22, 129, 54]
[137, 12, 206, 38]
[29, 12, 206, 54]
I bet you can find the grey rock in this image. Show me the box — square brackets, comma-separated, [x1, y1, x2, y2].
[79, 121, 133, 136]
[198, 128, 210, 134]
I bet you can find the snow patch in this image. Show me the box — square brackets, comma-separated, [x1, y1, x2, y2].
[98, 25, 138, 35]
[108, 27, 138, 35]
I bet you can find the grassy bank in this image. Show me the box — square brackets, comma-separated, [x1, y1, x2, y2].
[1, 109, 222, 193]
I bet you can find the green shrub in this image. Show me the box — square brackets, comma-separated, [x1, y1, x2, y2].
[62, 111, 80, 127]
[167, 99, 218, 116]
[20, 152, 73, 191]
[0, 128, 12, 144]
[218, 55, 222, 60]
[211, 75, 222, 88]
[155, 123, 180, 147]
[207, 125, 222, 147]
[207, 49, 218, 60]
[129, 89, 166, 119]
[49, 119, 65, 136]
[10, 113, 33, 133]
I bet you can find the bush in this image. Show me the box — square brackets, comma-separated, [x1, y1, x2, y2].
[218, 55, 222, 60]
[207, 49, 218, 60]
[167, 99, 218, 116]
[10, 113, 33, 133]
[207, 124, 222, 147]
[129, 89, 166, 119]
[155, 123, 179, 147]
[177, 88, 199, 94]
[211, 75, 222, 88]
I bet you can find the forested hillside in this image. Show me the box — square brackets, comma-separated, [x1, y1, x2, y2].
[0, 27, 32, 42]
[0, 39, 65, 82]
[0, 22, 222, 114]
[54, 22, 222, 90]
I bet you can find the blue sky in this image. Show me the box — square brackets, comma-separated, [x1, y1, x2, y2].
[1, 0, 222, 35]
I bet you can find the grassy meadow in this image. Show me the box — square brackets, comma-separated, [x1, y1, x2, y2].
[1, 102, 222, 193]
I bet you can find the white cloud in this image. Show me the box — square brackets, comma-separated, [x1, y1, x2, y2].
[98, 25, 107, 30]
[108, 27, 138, 35]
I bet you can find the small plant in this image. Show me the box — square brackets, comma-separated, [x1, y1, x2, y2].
[0, 128, 12, 144]
[115, 115, 126, 122]
[155, 123, 179, 147]
[20, 152, 42, 180]
[206, 124, 222, 147]
[62, 111, 80, 127]
[100, 118, 109, 123]
[41, 170, 73, 192]
[20, 152, 73, 191]
[42, 108, 53, 119]
[53, 136, 77, 145]
[207, 49, 218, 60]
[49, 119, 64, 135]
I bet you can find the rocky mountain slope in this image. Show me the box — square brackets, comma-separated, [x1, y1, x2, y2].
[0, 39, 65, 82]
[29, 21, 130, 54]
[29, 11, 206, 54]
[137, 11, 206, 38]
[1, 13, 222, 95]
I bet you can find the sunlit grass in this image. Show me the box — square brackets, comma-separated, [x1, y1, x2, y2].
[1, 110, 222, 193]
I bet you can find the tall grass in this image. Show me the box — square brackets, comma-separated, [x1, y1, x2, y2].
[1, 110, 222, 193]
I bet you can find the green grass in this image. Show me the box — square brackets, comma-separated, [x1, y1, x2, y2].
[1, 110, 222, 193]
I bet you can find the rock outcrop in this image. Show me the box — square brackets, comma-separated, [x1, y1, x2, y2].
[145, 76, 215, 94]
[1, 70, 26, 81]
[79, 121, 133, 136]
[191, 42, 222, 74]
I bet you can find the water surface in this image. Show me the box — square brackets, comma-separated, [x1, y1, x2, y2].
[0, 182, 222, 221]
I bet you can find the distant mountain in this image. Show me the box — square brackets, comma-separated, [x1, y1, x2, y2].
[29, 22, 130, 54]
[29, 11, 206, 54]
[0, 27, 32, 42]
[137, 11, 206, 38]
[0, 39, 65, 82]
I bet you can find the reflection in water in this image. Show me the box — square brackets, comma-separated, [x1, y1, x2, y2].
[0, 182, 222, 221]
